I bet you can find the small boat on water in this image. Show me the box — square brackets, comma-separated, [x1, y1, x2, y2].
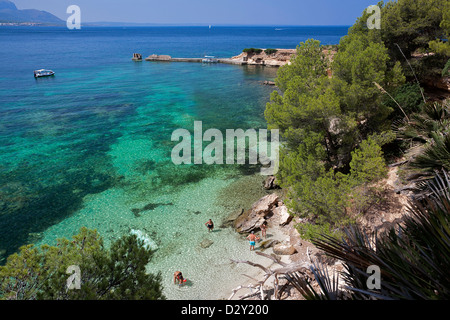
[202, 56, 218, 63]
[34, 69, 55, 78]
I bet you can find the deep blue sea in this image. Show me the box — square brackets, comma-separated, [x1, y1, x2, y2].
[0, 26, 348, 299]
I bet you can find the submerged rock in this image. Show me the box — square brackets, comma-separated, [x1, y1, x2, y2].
[131, 202, 173, 217]
[199, 238, 214, 249]
[221, 208, 244, 228]
[259, 239, 280, 250]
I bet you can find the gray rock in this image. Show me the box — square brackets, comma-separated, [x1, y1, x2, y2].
[199, 238, 214, 249]
[273, 242, 297, 255]
[272, 205, 292, 226]
[234, 193, 279, 233]
[259, 239, 280, 249]
[220, 208, 244, 228]
[263, 175, 279, 190]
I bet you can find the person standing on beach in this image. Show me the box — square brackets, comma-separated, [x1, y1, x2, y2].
[260, 222, 267, 239]
[205, 219, 214, 232]
[246, 231, 260, 251]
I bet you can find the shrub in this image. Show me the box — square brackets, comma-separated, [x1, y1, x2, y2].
[0, 228, 165, 300]
[349, 138, 388, 185]
[443, 59, 450, 77]
[264, 48, 278, 55]
[383, 83, 425, 118]
[243, 48, 263, 54]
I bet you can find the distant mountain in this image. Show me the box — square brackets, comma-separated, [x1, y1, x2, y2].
[0, 0, 63, 24]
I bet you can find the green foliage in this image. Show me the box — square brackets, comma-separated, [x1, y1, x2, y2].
[429, 40, 450, 57]
[264, 48, 278, 55]
[394, 99, 450, 181]
[282, 137, 388, 241]
[243, 48, 263, 54]
[429, 0, 450, 57]
[291, 171, 450, 300]
[266, 36, 394, 240]
[265, 0, 449, 243]
[395, 100, 450, 144]
[272, 39, 328, 93]
[349, 138, 388, 185]
[0, 244, 44, 300]
[296, 222, 344, 243]
[332, 32, 404, 131]
[266, 39, 360, 169]
[0, 228, 165, 300]
[382, 83, 425, 118]
[380, 0, 446, 59]
[410, 132, 450, 174]
[443, 59, 450, 77]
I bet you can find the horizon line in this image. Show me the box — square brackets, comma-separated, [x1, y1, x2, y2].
[11, 22, 351, 28]
[83, 22, 352, 26]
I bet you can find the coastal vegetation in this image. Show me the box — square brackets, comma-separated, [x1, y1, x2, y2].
[243, 48, 263, 54]
[265, 0, 450, 241]
[265, 0, 450, 299]
[286, 171, 450, 299]
[0, 227, 165, 300]
[264, 49, 278, 55]
[1, 0, 448, 302]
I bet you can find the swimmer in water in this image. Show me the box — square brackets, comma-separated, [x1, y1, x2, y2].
[205, 219, 214, 232]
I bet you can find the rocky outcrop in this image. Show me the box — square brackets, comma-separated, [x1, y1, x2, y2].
[259, 238, 280, 250]
[220, 208, 244, 228]
[230, 49, 296, 67]
[231, 193, 294, 234]
[145, 54, 172, 61]
[423, 75, 450, 92]
[233, 193, 279, 233]
[272, 204, 292, 226]
[273, 241, 297, 255]
[263, 175, 279, 190]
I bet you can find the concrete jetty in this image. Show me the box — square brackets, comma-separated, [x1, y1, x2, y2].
[140, 54, 247, 65]
[133, 48, 300, 67]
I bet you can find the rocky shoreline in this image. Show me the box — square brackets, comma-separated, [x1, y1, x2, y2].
[132, 48, 299, 67]
[219, 176, 322, 300]
[221, 167, 411, 300]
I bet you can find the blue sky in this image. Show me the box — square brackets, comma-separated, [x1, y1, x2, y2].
[13, 0, 382, 25]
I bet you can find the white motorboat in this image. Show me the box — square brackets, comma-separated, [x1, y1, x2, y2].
[34, 69, 55, 78]
[202, 56, 218, 63]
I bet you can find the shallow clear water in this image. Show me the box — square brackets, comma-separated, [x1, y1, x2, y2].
[0, 26, 347, 298]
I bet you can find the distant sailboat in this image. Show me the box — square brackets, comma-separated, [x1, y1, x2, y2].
[209, 25, 212, 29]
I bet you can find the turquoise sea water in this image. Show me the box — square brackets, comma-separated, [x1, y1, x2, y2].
[0, 26, 348, 298]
